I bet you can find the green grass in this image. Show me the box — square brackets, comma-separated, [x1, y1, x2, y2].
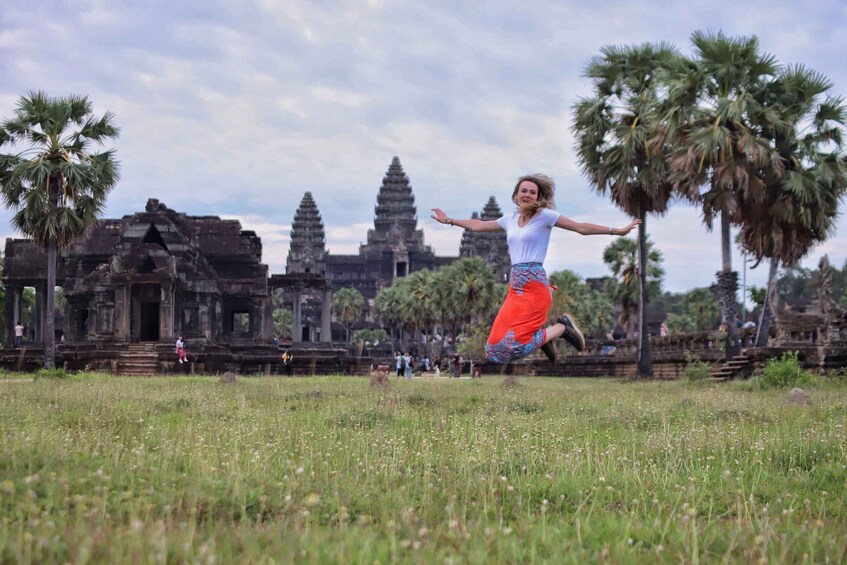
[1, 374, 846, 563]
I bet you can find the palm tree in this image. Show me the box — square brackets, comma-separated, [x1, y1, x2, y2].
[331, 287, 364, 343]
[440, 258, 498, 341]
[739, 65, 847, 344]
[602, 237, 664, 337]
[373, 283, 405, 346]
[572, 42, 680, 377]
[548, 270, 616, 337]
[664, 31, 781, 357]
[401, 269, 439, 341]
[0, 92, 119, 368]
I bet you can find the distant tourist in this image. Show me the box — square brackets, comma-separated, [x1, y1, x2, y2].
[272, 333, 280, 347]
[660, 322, 668, 337]
[175, 336, 187, 364]
[404, 352, 413, 379]
[14, 321, 23, 348]
[452, 353, 462, 378]
[281, 350, 293, 375]
[432, 174, 639, 365]
[395, 351, 404, 378]
[742, 317, 756, 330]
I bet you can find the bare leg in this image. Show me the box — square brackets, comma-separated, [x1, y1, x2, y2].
[542, 323, 565, 344]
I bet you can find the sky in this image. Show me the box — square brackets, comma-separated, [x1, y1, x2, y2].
[2, 0, 847, 299]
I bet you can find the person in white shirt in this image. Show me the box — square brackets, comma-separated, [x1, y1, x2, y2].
[432, 174, 639, 364]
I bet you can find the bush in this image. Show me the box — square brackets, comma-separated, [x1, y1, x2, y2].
[679, 353, 712, 383]
[823, 367, 847, 382]
[681, 359, 712, 382]
[753, 352, 816, 389]
[34, 368, 69, 380]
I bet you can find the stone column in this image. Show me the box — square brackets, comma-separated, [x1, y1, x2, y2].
[114, 285, 130, 340]
[321, 288, 332, 343]
[160, 282, 175, 341]
[4, 285, 16, 346]
[35, 284, 46, 343]
[292, 290, 302, 343]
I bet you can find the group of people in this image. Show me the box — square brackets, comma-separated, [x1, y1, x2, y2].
[394, 351, 434, 378]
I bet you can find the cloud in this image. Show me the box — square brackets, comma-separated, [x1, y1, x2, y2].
[1, 0, 846, 292]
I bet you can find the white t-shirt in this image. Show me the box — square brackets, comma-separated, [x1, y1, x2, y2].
[496, 208, 561, 265]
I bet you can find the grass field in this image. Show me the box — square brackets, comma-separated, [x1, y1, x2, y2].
[0, 373, 845, 563]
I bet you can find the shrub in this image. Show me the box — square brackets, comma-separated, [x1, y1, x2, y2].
[753, 352, 816, 389]
[34, 368, 69, 380]
[824, 367, 847, 382]
[681, 354, 712, 382]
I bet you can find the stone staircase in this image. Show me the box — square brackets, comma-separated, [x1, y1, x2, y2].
[117, 343, 162, 375]
[710, 353, 752, 382]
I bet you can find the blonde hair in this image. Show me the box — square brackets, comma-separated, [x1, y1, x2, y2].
[511, 174, 556, 214]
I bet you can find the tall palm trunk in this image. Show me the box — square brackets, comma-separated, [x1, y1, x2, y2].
[718, 211, 741, 358]
[44, 176, 59, 370]
[755, 258, 779, 347]
[636, 213, 653, 378]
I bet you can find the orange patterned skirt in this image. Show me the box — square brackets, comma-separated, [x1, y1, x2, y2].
[485, 263, 552, 363]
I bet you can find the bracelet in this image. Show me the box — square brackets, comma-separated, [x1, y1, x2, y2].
[446, 218, 453, 226]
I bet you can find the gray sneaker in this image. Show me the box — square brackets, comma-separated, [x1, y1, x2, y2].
[558, 313, 586, 352]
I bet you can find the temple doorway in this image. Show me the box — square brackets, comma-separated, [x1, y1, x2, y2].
[140, 302, 160, 341]
[132, 284, 162, 342]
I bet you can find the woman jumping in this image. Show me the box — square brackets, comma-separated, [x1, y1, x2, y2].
[431, 174, 639, 364]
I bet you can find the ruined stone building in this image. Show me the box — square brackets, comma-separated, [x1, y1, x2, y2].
[4, 198, 272, 347]
[281, 156, 510, 341]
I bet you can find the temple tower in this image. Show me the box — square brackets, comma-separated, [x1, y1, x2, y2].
[459, 196, 510, 282]
[287, 192, 327, 276]
[360, 157, 433, 277]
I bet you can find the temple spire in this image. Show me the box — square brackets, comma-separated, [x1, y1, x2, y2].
[287, 191, 327, 274]
[362, 156, 430, 257]
[481, 196, 503, 220]
[372, 156, 417, 233]
[459, 196, 510, 282]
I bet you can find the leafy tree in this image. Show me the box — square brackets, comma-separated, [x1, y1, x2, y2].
[667, 288, 721, 332]
[439, 258, 499, 340]
[602, 237, 663, 337]
[748, 286, 767, 309]
[548, 270, 616, 337]
[457, 322, 490, 362]
[351, 328, 390, 345]
[573, 42, 680, 377]
[373, 283, 406, 345]
[665, 32, 780, 357]
[273, 308, 293, 338]
[400, 269, 440, 340]
[741, 65, 847, 343]
[0, 92, 119, 367]
[777, 266, 813, 304]
[331, 287, 364, 343]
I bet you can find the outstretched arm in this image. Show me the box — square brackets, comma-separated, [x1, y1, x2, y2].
[430, 208, 503, 233]
[555, 215, 641, 236]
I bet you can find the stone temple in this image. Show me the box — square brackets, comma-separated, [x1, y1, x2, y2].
[281, 156, 509, 341]
[2, 156, 509, 373]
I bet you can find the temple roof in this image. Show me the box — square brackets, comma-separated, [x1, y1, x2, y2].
[287, 192, 327, 274]
[3, 199, 267, 286]
[289, 192, 326, 251]
[481, 196, 504, 220]
[372, 156, 417, 233]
